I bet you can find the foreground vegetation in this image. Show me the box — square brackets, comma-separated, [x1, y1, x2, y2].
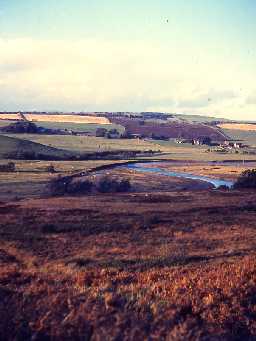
[0, 189, 256, 339]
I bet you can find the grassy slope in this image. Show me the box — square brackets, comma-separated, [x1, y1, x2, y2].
[3, 134, 161, 152]
[0, 134, 77, 159]
[0, 120, 19, 127]
[174, 113, 230, 123]
[221, 128, 256, 147]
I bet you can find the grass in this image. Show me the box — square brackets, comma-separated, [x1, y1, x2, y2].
[0, 133, 251, 162]
[0, 159, 130, 201]
[0, 134, 77, 160]
[26, 121, 125, 133]
[0, 120, 19, 127]
[3, 134, 162, 153]
[218, 123, 256, 131]
[221, 128, 256, 147]
[0, 116, 125, 133]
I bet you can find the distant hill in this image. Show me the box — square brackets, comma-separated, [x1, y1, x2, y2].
[110, 117, 228, 141]
[0, 111, 230, 141]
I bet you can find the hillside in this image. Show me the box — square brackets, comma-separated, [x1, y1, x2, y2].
[0, 135, 77, 160]
[111, 117, 227, 141]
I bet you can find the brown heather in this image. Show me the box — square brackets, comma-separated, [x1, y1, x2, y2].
[0, 189, 256, 340]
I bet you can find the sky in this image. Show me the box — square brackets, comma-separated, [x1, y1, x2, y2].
[0, 0, 255, 120]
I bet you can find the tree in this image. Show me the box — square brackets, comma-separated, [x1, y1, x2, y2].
[96, 128, 108, 137]
[233, 169, 256, 189]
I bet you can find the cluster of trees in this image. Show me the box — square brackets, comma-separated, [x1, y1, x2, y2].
[50, 175, 131, 196]
[96, 128, 120, 139]
[0, 162, 15, 172]
[233, 169, 256, 189]
[97, 176, 131, 193]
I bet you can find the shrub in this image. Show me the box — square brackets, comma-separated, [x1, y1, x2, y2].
[233, 169, 256, 189]
[50, 175, 131, 196]
[41, 224, 58, 234]
[117, 179, 131, 192]
[96, 128, 108, 137]
[218, 185, 229, 190]
[46, 165, 55, 173]
[97, 176, 131, 193]
[0, 162, 15, 172]
[97, 176, 119, 193]
[49, 175, 72, 195]
[50, 176, 93, 195]
[67, 180, 93, 194]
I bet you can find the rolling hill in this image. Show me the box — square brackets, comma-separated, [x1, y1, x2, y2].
[111, 117, 228, 141]
[0, 135, 78, 160]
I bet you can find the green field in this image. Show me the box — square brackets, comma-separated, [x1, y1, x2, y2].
[222, 128, 256, 147]
[0, 118, 124, 133]
[0, 120, 18, 127]
[3, 134, 162, 152]
[2, 133, 256, 162]
[33, 121, 125, 133]
[0, 134, 77, 160]
[174, 113, 230, 123]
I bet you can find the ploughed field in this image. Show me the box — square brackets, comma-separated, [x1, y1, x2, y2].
[1, 188, 256, 339]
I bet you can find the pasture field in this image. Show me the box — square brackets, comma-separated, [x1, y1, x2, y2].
[0, 120, 19, 127]
[0, 189, 256, 339]
[2, 133, 256, 163]
[218, 123, 256, 131]
[221, 128, 256, 147]
[3, 134, 162, 153]
[175, 113, 230, 123]
[0, 134, 77, 160]
[31, 121, 125, 133]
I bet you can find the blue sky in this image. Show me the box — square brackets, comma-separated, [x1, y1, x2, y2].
[0, 0, 255, 119]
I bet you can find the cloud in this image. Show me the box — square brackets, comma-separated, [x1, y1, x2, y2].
[246, 94, 256, 105]
[177, 90, 237, 109]
[0, 37, 255, 120]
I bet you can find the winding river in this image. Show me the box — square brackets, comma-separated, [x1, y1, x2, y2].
[122, 162, 234, 189]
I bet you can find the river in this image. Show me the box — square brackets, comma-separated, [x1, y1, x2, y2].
[122, 162, 234, 189]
